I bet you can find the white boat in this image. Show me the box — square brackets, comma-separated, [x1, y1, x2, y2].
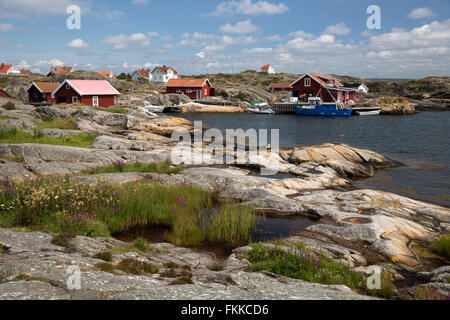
[356, 110, 381, 116]
[143, 101, 165, 113]
[247, 106, 275, 114]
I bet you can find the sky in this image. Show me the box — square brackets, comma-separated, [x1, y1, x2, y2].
[0, 0, 449, 78]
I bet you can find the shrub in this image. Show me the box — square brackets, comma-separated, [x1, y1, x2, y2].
[2, 102, 15, 110]
[94, 251, 113, 262]
[169, 277, 193, 285]
[431, 235, 450, 260]
[51, 233, 75, 247]
[207, 263, 224, 272]
[117, 259, 159, 275]
[95, 262, 115, 273]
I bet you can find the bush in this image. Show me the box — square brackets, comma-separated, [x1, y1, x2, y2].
[94, 251, 113, 262]
[431, 235, 450, 260]
[2, 102, 15, 110]
[117, 258, 159, 275]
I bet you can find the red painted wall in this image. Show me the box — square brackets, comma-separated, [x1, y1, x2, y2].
[28, 86, 56, 103]
[54, 84, 117, 107]
[0, 89, 11, 98]
[165, 83, 214, 99]
[292, 75, 356, 103]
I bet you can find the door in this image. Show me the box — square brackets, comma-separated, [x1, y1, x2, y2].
[196, 90, 201, 99]
[72, 96, 78, 104]
[57, 96, 67, 104]
[92, 96, 99, 107]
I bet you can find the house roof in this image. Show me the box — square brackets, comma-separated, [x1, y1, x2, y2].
[47, 66, 74, 76]
[291, 73, 344, 87]
[20, 69, 32, 75]
[261, 65, 272, 70]
[165, 78, 210, 88]
[97, 71, 112, 76]
[154, 66, 179, 75]
[0, 64, 13, 73]
[53, 80, 120, 96]
[135, 69, 150, 78]
[0, 88, 11, 97]
[27, 82, 60, 94]
[268, 82, 292, 89]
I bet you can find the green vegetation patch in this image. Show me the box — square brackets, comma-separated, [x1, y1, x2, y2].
[0, 127, 95, 148]
[0, 115, 9, 120]
[86, 161, 182, 175]
[431, 235, 450, 260]
[245, 244, 363, 288]
[117, 258, 159, 275]
[32, 118, 78, 130]
[2, 102, 15, 110]
[169, 277, 193, 285]
[207, 263, 224, 272]
[0, 178, 257, 248]
[94, 251, 113, 262]
[99, 107, 128, 114]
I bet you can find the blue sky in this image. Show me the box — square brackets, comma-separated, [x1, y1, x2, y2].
[1, 0, 449, 78]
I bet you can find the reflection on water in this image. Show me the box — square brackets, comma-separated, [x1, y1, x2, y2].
[114, 215, 319, 258]
[180, 112, 450, 207]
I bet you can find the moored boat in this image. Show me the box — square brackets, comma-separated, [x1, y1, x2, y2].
[356, 110, 381, 116]
[247, 106, 275, 114]
[294, 97, 352, 117]
[143, 101, 166, 113]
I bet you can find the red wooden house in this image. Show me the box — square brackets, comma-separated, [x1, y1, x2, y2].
[164, 78, 215, 99]
[52, 80, 120, 107]
[268, 83, 292, 93]
[27, 82, 60, 104]
[291, 73, 357, 103]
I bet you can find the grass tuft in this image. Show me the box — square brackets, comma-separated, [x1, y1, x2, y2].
[0, 127, 95, 148]
[431, 235, 450, 260]
[86, 161, 182, 175]
[95, 262, 115, 273]
[169, 277, 193, 285]
[94, 251, 113, 262]
[32, 118, 78, 130]
[117, 258, 159, 275]
[51, 233, 75, 247]
[99, 107, 128, 114]
[2, 102, 15, 110]
[207, 263, 224, 272]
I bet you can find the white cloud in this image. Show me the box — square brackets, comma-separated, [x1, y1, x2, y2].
[147, 31, 160, 37]
[408, 7, 436, 19]
[265, 34, 283, 41]
[144, 62, 155, 68]
[220, 20, 260, 34]
[34, 59, 65, 67]
[131, 0, 149, 5]
[15, 59, 30, 68]
[288, 30, 315, 39]
[183, 32, 217, 40]
[323, 23, 351, 35]
[100, 33, 150, 50]
[67, 38, 89, 48]
[213, 0, 288, 15]
[196, 51, 206, 59]
[0, 0, 75, 15]
[206, 62, 220, 68]
[0, 23, 13, 32]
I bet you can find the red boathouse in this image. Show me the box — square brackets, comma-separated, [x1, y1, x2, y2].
[291, 73, 357, 103]
[52, 80, 120, 107]
[164, 78, 215, 99]
[27, 82, 60, 104]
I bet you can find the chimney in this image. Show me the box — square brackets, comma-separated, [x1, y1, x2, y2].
[1, 62, 4, 68]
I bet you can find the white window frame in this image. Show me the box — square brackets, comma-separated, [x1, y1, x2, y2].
[66, 84, 70, 89]
[176, 89, 183, 93]
[204, 88, 207, 96]
[92, 96, 99, 107]
[305, 78, 311, 87]
[72, 96, 78, 104]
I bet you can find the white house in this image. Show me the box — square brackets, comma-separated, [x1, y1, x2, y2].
[131, 69, 152, 81]
[261, 64, 276, 74]
[0, 63, 22, 75]
[151, 65, 180, 83]
[358, 83, 369, 93]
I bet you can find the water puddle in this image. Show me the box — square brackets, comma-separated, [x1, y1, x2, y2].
[114, 215, 320, 259]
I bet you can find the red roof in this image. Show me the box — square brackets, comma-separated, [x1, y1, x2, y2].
[28, 82, 60, 93]
[292, 73, 344, 88]
[155, 66, 179, 75]
[0, 88, 11, 98]
[47, 66, 74, 76]
[165, 78, 210, 88]
[0, 64, 13, 73]
[136, 69, 150, 78]
[261, 65, 272, 70]
[20, 69, 32, 75]
[53, 80, 120, 96]
[97, 71, 112, 77]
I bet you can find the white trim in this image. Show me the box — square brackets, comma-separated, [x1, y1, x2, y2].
[304, 78, 311, 87]
[26, 82, 42, 93]
[72, 96, 78, 104]
[104, 80, 121, 95]
[51, 79, 120, 96]
[92, 96, 99, 107]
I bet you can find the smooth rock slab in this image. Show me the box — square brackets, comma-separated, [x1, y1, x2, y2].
[0, 281, 70, 300]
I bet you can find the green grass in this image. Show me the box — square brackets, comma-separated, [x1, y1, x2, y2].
[431, 235, 450, 260]
[99, 107, 128, 114]
[207, 263, 224, 272]
[86, 161, 182, 175]
[169, 277, 193, 285]
[0, 178, 257, 248]
[2, 102, 15, 110]
[117, 258, 159, 275]
[0, 156, 23, 162]
[94, 251, 113, 262]
[244, 244, 363, 289]
[32, 118, 78, 130]
[0, 115, 9, 120]
[0, 127, 95, 148]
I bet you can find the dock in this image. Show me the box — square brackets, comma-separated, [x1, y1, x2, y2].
[193, 99, 240, 107]
[270, 103, 296, 114]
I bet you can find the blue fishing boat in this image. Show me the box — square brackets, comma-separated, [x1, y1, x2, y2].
[294, 97, 352, 117]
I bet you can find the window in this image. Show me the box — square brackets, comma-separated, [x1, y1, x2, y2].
[186, 89, 192, 93]
[328, 80, 334, 86]
[305, 78, 311, 87]
[92, 96, 98, 107]
[204, 88, 207, 95]
[72, 96, 78, 104]
[66, 84, 70, 89]
[176, 89, 182, 93]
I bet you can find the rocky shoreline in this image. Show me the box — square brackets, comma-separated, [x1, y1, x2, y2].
[0, 97, 449, 300]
